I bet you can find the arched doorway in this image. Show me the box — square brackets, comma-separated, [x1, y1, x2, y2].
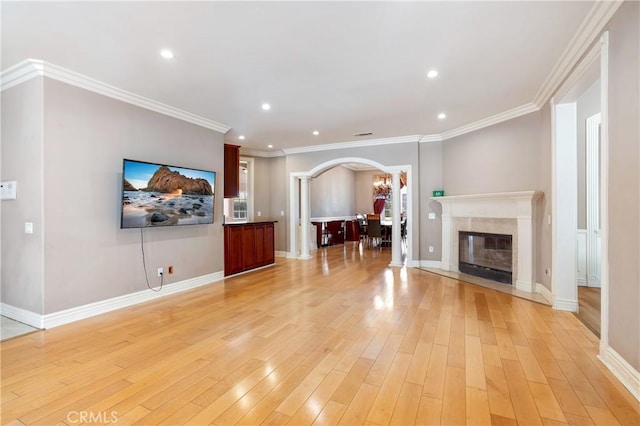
[288, 157, 413, 267]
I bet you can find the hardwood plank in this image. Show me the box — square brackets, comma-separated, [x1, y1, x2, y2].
[441, 366, 466, 426]
[389, 381, 422, 425]
[365, 352, 412, 425]
[528, 381, 567, 423]
[415, 396, 443, 425]
[312, 400, 346, 425]
[337, 383, 379, 425]
[466, 335, 487, 390]
[330, 357, 374, 406]
[502, 358, 543, 425]
[515, 344, 549, 384]
[284, 369, 347, 424]
[423, 344, 448, 399]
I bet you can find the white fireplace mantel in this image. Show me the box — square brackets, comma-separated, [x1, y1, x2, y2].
[432, 191, 543, 292]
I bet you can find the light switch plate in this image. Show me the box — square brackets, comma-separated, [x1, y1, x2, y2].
[428, 212, 436, 220]
[0, 180, 17, 200]
[24, 222, 33, 234]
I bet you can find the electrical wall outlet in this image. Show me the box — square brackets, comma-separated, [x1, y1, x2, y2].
[0, 180, 17, 200]
[428, 212, 436, 220]
[428, 245, 434, 253]
[257, 211, 262, 217]
[157, 267, 163, 277]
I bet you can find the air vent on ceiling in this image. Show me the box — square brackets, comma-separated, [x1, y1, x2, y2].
[354, 132, 373, 137]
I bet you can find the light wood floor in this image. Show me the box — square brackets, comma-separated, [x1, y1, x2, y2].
[576, 287, 601, 337]
[2, 243, 638, 425]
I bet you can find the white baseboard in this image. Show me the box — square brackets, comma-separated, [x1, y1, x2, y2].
[536, 283, 554, 305]
[2, 271, 223, 329]
[286, 252, 298, 259]
[419, 260, 442, 269]
[554, 297, 579, 312]
[599, 345, 640, 402]
[275, 251, 287, 258]
[406, 260, 421, 268]
[0, 303, 44, 329]
[515, 280, 533, 293]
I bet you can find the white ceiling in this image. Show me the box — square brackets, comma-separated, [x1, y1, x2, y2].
[1, 1, 595, 152]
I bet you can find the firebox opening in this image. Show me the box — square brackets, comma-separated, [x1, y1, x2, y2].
[459, 231, 513, 284]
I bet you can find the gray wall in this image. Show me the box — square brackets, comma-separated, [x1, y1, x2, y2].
[310, 166, 355, 218]
[1, 78, 45, 313]
[443, 111, 542, 195]
[419, 141, 443, 262]
[354, 170, 378, 213]
[268, 157, 287, 252]
[2, 79, 223, 314]
[249, 155, 288, 252]
[576, 80, 601, 229]
[606, 0, 639, 371]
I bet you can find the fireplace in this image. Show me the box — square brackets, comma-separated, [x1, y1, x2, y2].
[459, 231, 513, 284]
[432, 191, 541, 293]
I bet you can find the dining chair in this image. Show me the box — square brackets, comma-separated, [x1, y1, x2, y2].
[356, 213, 368, 244]
[366, 214, 382, 248]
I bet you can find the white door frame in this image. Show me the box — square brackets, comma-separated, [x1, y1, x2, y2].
[550, 33, 609, 349]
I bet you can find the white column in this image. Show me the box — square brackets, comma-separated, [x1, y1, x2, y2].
[552, 102, 578, 311]
[299, 176, 312, 259]
[440, 201, 453, 271]
[288, 175, 298, 258]
[516, 213, 535, 293]
[389, 171, 402, 267]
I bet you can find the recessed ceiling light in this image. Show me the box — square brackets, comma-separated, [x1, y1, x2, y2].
[262, 103, 271, 111]
[427, 69, 438, 79]
[238, 135, 245, 140]
[267, 144, 274, 148]
[160, 49, 174, 59]
[438, 113, 447, 120]
[312, 130, 319, 136]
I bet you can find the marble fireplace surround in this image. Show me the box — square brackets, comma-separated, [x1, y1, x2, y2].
[433, 191, 542, 293]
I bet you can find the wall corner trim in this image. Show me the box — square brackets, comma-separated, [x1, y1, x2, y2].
[536, 283, 554, 305]
[0, 303, 45, 329]
[2, 271, 224, 330]
[0, 59, 231, 134]
[599, 345, 640, 402]
[553, 297, 579, 312]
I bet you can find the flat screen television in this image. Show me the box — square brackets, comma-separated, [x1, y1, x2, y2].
[121, 159, 216, 228]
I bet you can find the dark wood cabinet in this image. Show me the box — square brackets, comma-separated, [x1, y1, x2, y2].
[224, 144, 240, 198]
[345, 220, 360, 241]
[224, 222, 275, 276]
[312, 220, 345, 248]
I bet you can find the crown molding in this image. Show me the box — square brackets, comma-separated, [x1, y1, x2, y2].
[239, 148, 285, 158]
[440, 102, 539, 141]
[533, 0, 623, 107]
[419, 134, 443, 143]
[282, 134, 421, 155]
[0, 59, 231, 134]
